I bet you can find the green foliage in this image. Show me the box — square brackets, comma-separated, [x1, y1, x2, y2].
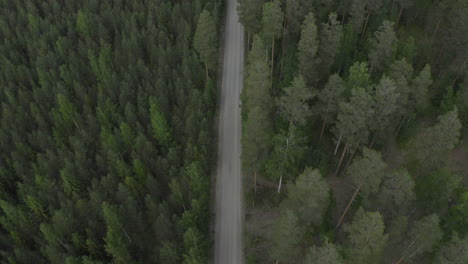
[317, 74, 346, 125]
[261, 0, 283, 42]
[303, 242, 343, 264]
[319, 12, 343, 75]
[149, 97, 171, 147]
[194, 10, 218, 73]
[347, 148, 386, 198]
[0, 0, 218, 262]
[435, 233, 468, 264]
[407, 214, 443, 260]
[412, 109, 462, 170]
[344, 208, 387, 264]
[277, 75, 313, 126]
[238, 0, 263, 35]
[378, 169, 415, 215]
[298, 12, 319, 85]
[271, 209, 303, 262]
[282, 168, 330, 226]
[335, 87, 374, 148]
[369, 20, 397, 72]
[415, 168, 460, 215]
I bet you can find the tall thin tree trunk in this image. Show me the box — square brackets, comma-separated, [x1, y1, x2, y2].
[271, 37, 275, 84]
[432, 17, 441, 42]
[336, 183, 362, 229]
[119, 224, 132, 243]
[362, 11, 371, 36]
[279, 15, 287, 78]
[334, 133, 342, 155]
[254, 170, 257, 194]
[343, 143, 359, 174]
[205, 64, 209, 80]
[391, 0, 396, 13]
[247, 32, 250, 50]
[396, 7, 403, 28]
[277, 175, 283, 193]
[278, 129, 292, 193]
[395, 116, 406, 137]
[394, 239, 418, 264]
[319, 120, 326, 141]
[451, 55, 468, 88]
[335, 144, 348, 175]
[368, 135, 375, 149]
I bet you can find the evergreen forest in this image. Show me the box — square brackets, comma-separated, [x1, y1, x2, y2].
[0, 0, 222, 263]
[239, 0, 467, 263]
[0, 0, 467, 263]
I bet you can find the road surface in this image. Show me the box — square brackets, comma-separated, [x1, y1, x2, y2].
[214, 0, 244, 263]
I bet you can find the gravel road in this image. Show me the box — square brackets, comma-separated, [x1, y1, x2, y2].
[214, 0, 244, 263]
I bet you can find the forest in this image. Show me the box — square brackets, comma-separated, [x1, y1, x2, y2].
[239, 0, 467, 263]
[0, 0, 221, 263]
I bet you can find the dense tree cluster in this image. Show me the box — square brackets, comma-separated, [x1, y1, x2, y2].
[0, 0, 221, 263]
[240, 0, 467, 263]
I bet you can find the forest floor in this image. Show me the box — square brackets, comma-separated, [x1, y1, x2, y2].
[449, 140, 468, 181]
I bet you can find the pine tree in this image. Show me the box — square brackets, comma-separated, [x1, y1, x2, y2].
[271, 209, 303, 263]
[370, 75, 399, 139]
[272, 75, 312, 192]
[412, 109, 461, 170]
[435, 233, 468, 264]
[334, 87, 374, 172]
[350, 0, 366, 34]
[237, 0, 263, 43]
[262, 0, 283, 78]
[369, 20, 397, 72]
[283, 168, 330, 226]
[347, 61, 371, 90]
[298, 12, 319, 85]
[395, 214, 442, 263]
[277, 75, 313, 126]
[409, 64, 432, 114]
[319, 12, 343, 75]
[149, 97, 171, 147]
[378, 169, 415, 215]
[194, 10, 217, 79]
[336, 148, 386, 228]
[344, 208, 387, 264]
[317, 74, 346, 140]
[304, 242, 343, 264]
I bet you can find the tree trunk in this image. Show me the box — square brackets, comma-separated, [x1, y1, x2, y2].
[205, 64, 209, 80]
[334, 133, 342, 155]
[247, 32, 250, 50]
[432, 17, 441, 42]
[271, 37, 275, 84]
[394, 239, 417, 264]
[368, 135, 375, 149]
[279, 16, 287, 78]
[119, 224, 132, 243]
[394, 116, 406, 137]
[391, 0, 396, 14]
[254, 170, 257, 194]
[396, 7, 403, 28]
[319, 120, 326, 141]
[362, 11, 371, 36]
[335, 144, 348, 175]
[336, 183, 362, 229]
[277, 174, 283, 193]
[343, 143, 359, 174]
[451, 55, 468, 88]
[278, 129, 292, 194]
